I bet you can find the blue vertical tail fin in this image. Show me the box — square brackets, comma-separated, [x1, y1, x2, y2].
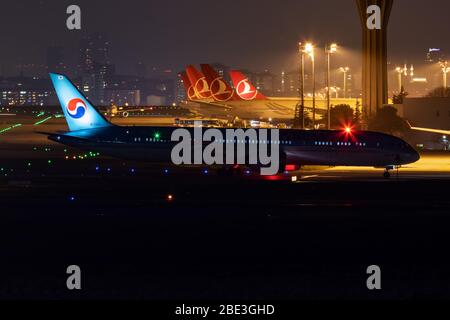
[49, 73, 112, 131]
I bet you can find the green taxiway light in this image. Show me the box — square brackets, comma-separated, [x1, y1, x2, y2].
[0, 123, 22, 134]
[33, 116, 53, 126]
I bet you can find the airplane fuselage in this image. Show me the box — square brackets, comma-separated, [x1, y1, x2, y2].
[48, 126, 420, 169]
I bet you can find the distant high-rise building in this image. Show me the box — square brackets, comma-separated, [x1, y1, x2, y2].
[175, 75, 186, 103]
[238, 69, 276, 96]
[79, 33, 112, 104]
[284, 70, 301, 96]
[280, 71, 286, 94]
[79, 33, 110, 74]
[426, 48, 445, 63]
[0, 76, 53, 106]
[280, 70, 312, 97]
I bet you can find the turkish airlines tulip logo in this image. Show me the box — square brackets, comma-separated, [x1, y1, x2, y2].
[194, 78, 211, 99]
[210, 77, 233, 101]
[236, 78, 258, 100]
[187, 86, 197, 100]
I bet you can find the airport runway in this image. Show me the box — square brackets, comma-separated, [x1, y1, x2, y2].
[2, 115, 450, 178]
[2, 116, 450, 300]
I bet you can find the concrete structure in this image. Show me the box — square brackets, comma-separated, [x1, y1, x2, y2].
[396, 97, 450, 130]
[395, 97, 450, 150]
[357, 0, 394, 118]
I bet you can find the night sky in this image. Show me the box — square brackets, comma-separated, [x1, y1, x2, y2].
[1, 0, 450, 76]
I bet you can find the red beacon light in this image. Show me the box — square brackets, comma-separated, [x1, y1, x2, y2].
[284, 164, 297, 172]
[345, 127, 352, 134]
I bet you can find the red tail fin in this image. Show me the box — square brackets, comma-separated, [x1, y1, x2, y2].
[179, 71, 197, 101]
[229, 70, 267, 101]
[185, 65, 211, 100]
[200, 64, 236, 102]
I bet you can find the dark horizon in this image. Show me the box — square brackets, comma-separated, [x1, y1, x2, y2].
[1, 0, 450, 77]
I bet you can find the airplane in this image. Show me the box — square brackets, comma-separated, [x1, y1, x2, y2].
[183, 65, 266, 103]
[181, 64, 362, 121]
[44, 73, 420, 178]
[185, 65, 214, 102]
[181, 65, 294, 120]
[229, 70, 268, 101]
[406, 121, 450, 136]
[104, 104, 156, 118]
[180, 66, 235, 115]
[200, 64, 240, 102]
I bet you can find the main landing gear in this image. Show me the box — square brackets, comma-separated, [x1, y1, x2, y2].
[383, 165, 399, 179]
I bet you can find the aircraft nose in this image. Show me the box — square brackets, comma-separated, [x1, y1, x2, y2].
[411, 149, 420, 163]
[403, 147, 420, 164]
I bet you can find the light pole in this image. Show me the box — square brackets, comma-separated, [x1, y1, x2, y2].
[304, 43, 315, 128]
[326, 43, 337, 130]
[332, 86, 341, 98]
[298, 42, 306, 129]
[440, 61, 450, 89]
[339, 67, 349, 99]
[395, 66, 403, 93]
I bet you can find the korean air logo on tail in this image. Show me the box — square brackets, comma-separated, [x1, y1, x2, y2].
[67, 98, 87, 119]
[236, 79, 258, 100]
